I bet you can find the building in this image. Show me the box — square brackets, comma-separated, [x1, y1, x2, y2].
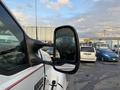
[23, 26, 55, 42]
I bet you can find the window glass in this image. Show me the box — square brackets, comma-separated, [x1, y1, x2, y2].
[81, 47, 94, 52]
[0, 4, 27, 75]
[101, 49, 113, 53]
[0, 21, 19, 51]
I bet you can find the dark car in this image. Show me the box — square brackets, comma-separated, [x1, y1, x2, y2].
[96, 49, 119, 62]
[42, 47, 60, 58]
[41, 47, 54, 57]
[46, 47, 53, 56]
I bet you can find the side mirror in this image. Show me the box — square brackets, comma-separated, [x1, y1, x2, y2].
[53, 25, 80, 74]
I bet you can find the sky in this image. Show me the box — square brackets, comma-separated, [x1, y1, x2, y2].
[3, 0, 120, 38]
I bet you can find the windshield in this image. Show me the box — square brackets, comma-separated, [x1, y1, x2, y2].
[100, 44, 108, 47]
[48, 47, 53, 51]
[81, 47, 94, 52]
[0, 21, 19, 51]
[101, 49, 113, 53]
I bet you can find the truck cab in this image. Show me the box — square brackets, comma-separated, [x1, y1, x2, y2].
[0, 1, 80, 90]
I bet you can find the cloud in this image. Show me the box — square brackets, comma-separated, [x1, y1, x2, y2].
[12, 10, 56, 27]
[93, 0, 101, 2]
[12, 10, 32, 26]
[67, 0, 120, 38]
[92, 0, 113, 2]
[75, 18, 85, 23]
[15, 3, 34, 13]
[108, 6, 120, 14]
[11, 0, 120, 38]
[66, 17, 85, 26]
[42, 0, 72, 10]
[4, 0, 120, 38]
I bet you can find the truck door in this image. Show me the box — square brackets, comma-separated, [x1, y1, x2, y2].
[0, 2, 45, 90]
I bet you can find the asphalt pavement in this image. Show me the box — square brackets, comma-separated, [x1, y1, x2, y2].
[66, 61, 120, 90]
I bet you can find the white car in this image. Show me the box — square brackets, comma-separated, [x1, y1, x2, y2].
[95, 43, 109, 49]
[80, 46, 97, 62]
[0, 1, 80, 90]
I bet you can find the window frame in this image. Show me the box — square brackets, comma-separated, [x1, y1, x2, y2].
[0, 1, 30, 76]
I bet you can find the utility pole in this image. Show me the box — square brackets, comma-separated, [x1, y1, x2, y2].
[35, 0, 38, 40]
[45, 27, 46, 42]
[103, 30, 106, 37]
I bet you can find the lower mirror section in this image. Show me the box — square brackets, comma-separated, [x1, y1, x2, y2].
[53, 59, 79, 74]
[54, 64, 75, 71]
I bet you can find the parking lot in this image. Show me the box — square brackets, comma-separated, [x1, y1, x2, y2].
[67, 61, 120, 90]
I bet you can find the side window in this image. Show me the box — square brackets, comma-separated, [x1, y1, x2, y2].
[0, 4, 28, 75]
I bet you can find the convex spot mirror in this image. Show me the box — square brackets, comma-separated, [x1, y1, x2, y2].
[53, 26, 80, 74]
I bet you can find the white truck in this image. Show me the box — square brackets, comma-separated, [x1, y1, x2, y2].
[0, 1, 80, 90]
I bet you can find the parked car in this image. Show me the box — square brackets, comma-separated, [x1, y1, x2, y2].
[96, 49, 119, 62]
[95, 43, 109, 49]
[112, 45, 120, 54]
[80, 46, 96, 62]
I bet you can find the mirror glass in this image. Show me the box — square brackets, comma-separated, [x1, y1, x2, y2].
[53, 26, 80, 74]
[55, 64, 75, 71]
[54, 27, 76, 62]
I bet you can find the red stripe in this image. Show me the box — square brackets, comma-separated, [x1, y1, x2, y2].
[5, 65, 44, 90]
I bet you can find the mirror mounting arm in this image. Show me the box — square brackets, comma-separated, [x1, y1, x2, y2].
[27, 38, 53, 53]
[31, 58, 53, 66]
[31, 57, 66, 66]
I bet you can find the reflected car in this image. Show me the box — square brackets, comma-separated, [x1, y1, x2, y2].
[96, 49, 119, 62]
[46, 47, 53, 57]
[43, 47, 60, 58]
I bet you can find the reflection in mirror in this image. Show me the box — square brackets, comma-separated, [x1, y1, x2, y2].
[55, 64, 75, 71]
[42, 46, 60, 59]
[55, 28, 76, 62]
[53, 26, 80, 74]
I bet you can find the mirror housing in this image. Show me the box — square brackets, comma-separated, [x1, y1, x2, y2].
[53, 25, 80, 74]
[24, 26, 80, 74]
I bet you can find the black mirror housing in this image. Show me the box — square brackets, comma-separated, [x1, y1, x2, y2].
[53, 25, 80, 74]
